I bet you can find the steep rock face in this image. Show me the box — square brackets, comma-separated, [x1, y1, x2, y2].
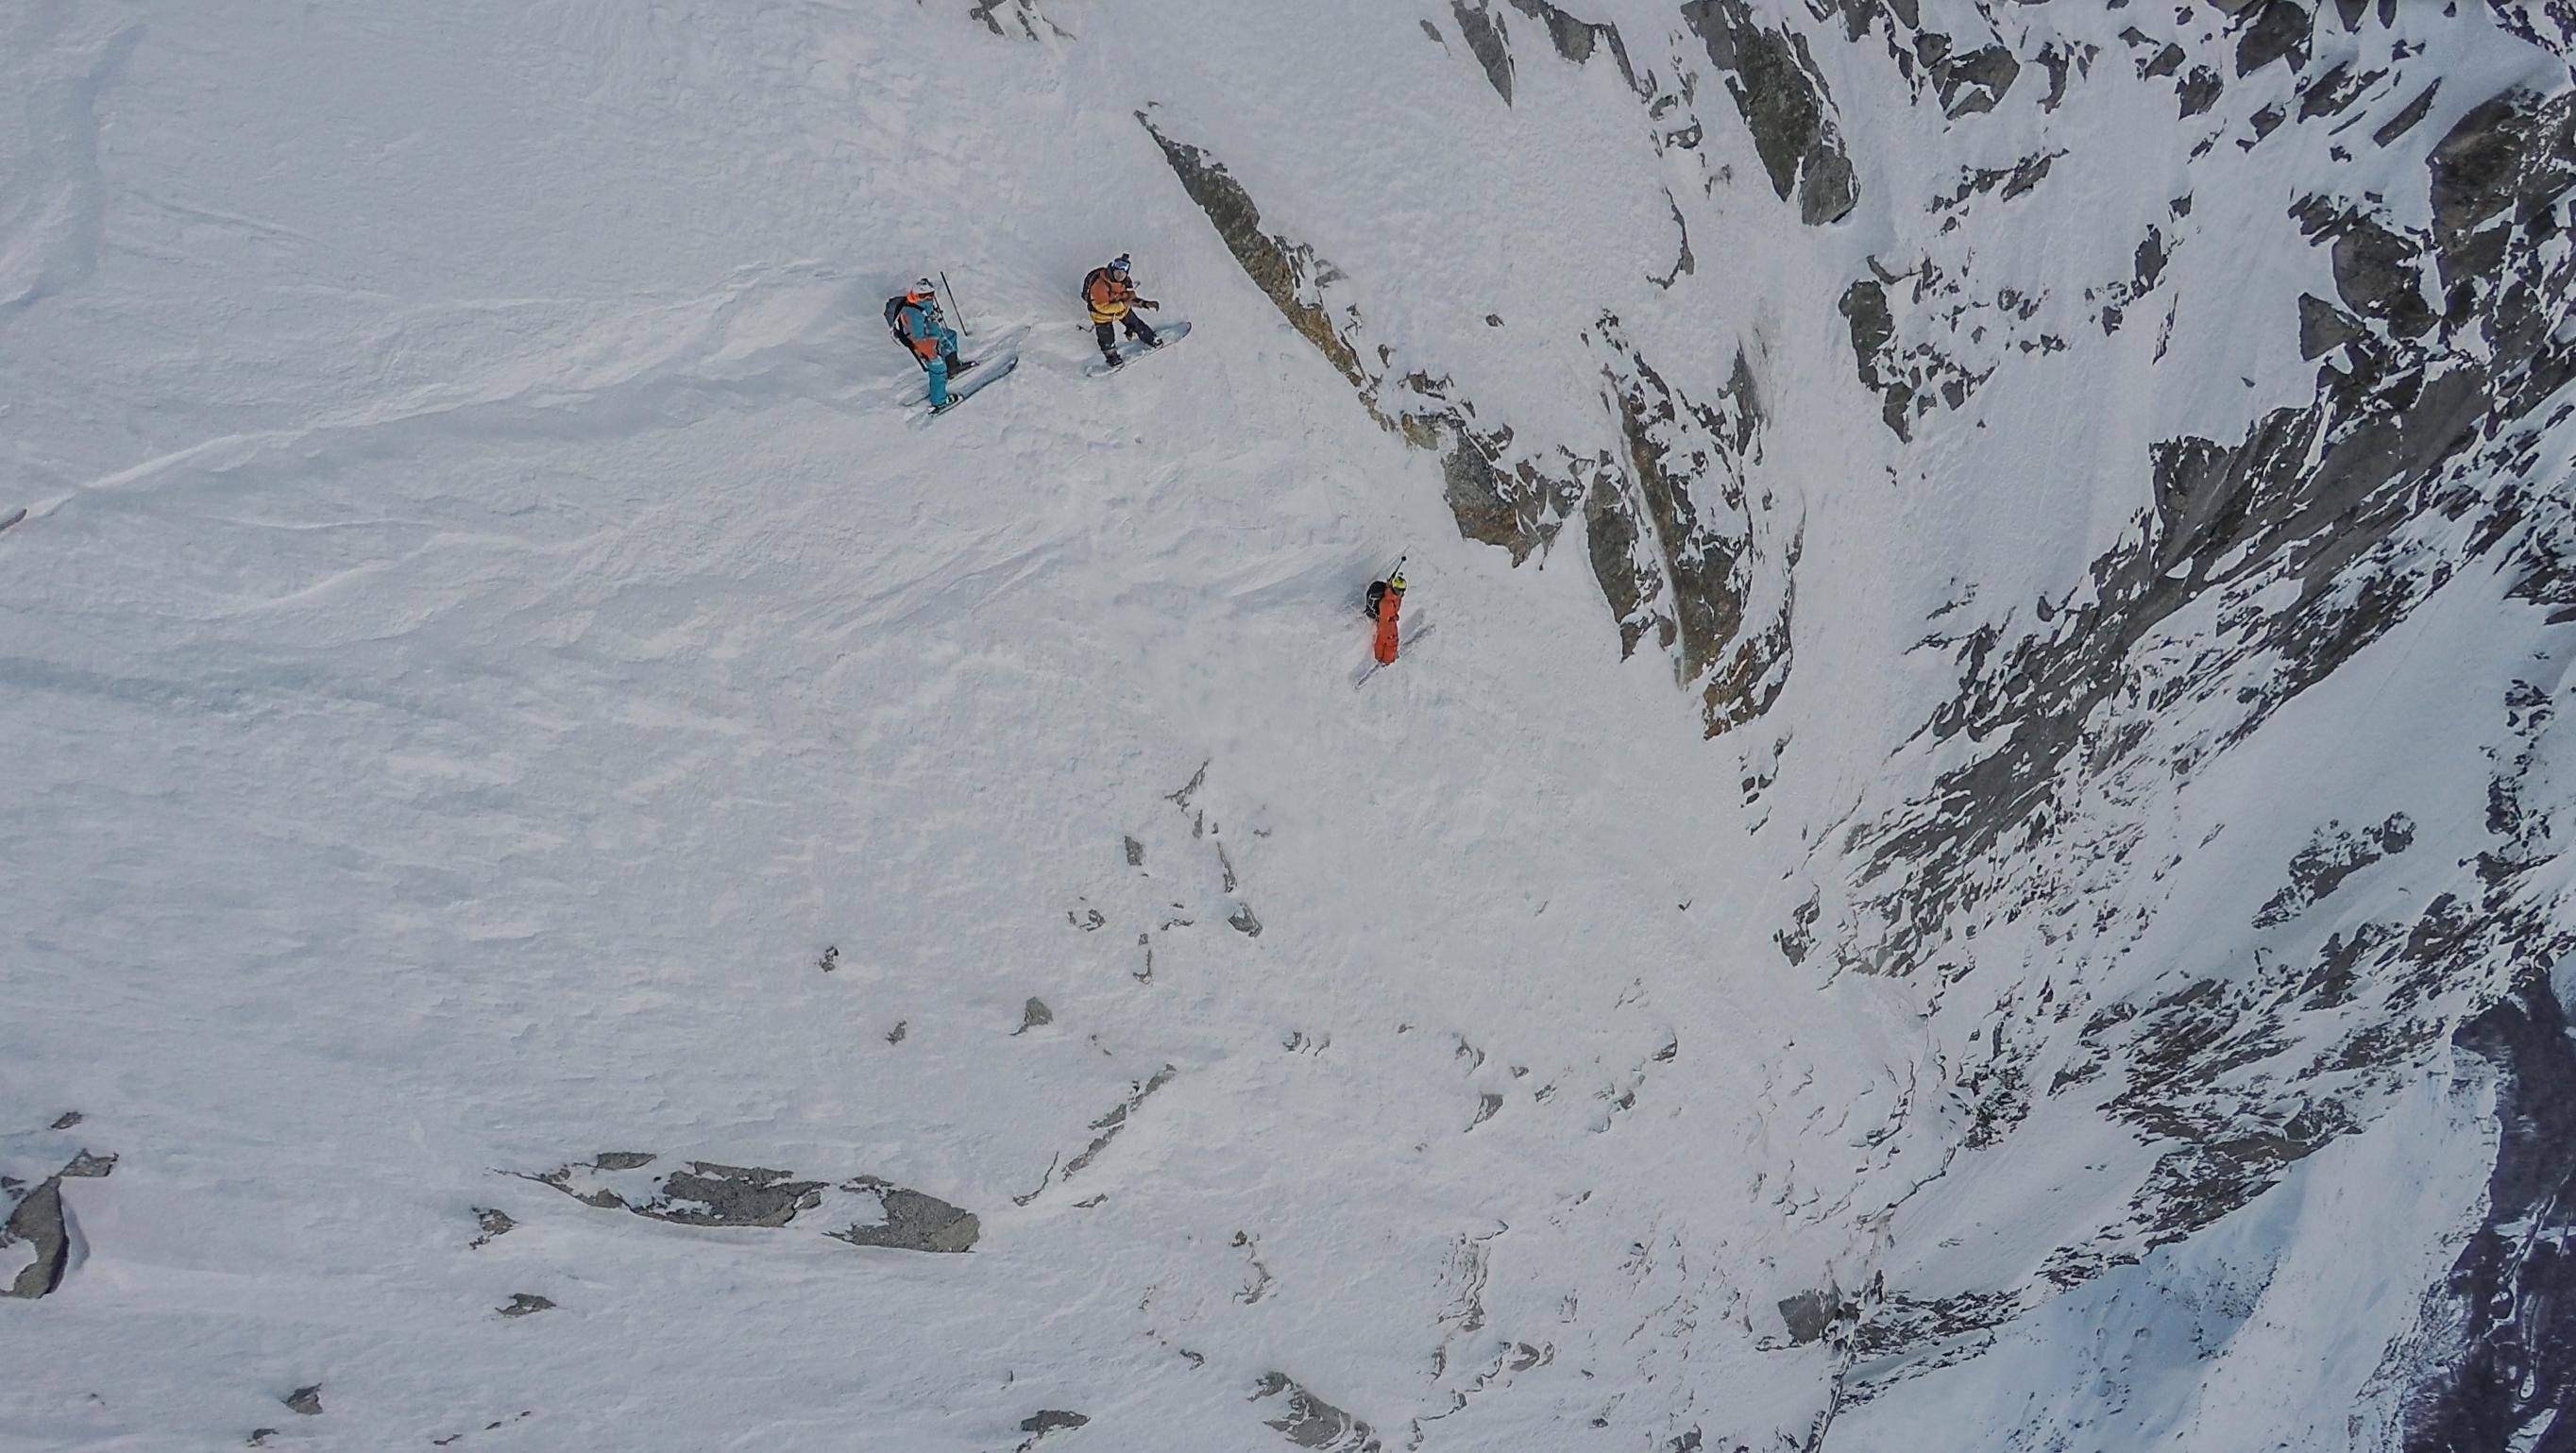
[1445, 0, 1644, 106]
[1595, 328, 1796, 735]
[2388, 978, 2576, 1450]
[1142, 24, 1810, 735]
[1774, 2, 2576, 1434]
[1133, 6, 2576, 1425]
[1681, 0, 1860, 223]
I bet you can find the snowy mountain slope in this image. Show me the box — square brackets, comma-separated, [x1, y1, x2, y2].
[3, 2, 2573, 1450]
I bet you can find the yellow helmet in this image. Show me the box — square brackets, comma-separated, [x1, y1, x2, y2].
[1387, 572, 1407, 593]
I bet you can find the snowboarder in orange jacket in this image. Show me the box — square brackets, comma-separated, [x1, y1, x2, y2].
[1364, 570, 1406, 665]
[1082, 254, 1161, 367]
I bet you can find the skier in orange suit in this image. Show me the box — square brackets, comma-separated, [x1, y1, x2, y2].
[1364, 569, 1406, 665]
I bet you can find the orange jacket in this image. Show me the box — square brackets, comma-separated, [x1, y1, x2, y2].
[1373, 591, 1401, 665]
[1084, 268, 1136, 323]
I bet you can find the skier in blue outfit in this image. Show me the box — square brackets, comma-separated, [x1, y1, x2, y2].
[886, 279, 974, 410]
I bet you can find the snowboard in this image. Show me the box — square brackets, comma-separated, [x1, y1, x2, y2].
[1084, 319, 1192, 377]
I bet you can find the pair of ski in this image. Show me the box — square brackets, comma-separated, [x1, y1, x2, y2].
[901, 320, 1193, 419]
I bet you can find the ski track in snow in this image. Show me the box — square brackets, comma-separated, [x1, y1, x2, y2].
[3, 2, 2570, 1450]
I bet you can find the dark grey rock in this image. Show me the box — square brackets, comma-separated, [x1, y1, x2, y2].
[1137, 118, 1367, 390]
[648, 1163, 827, 1228]
[2397, 977, 2576, 1445]
[48, 1112, 79, 1131]
[2296, 60, 2384, 121]
[1449, 1, 1514, 103]
[2297, 293, 2366, 359]
[499, 1292, 555, 1317]
[3, 1179, 68, 1299]
[1584, 469, 1655, 659]
[1017, 1410, 1090, 1449]
[2134, 228, 2168, 292]
[1122, 835, 1144, 868]
[2332, 219, 2433, 337]
[535, 1153, 977, 1253]
[1839, 278, 1912, 440]
[2374, 81, 2439, 148]
[1777, 1287, 1845, 1343]
[1589, 332, 1783, 737]
[1503, 0, 1639, 91]
[1438, 427, 1548, 560]
[827, 1178, 980, 1254]
[2235, 1, 2313, 76]
[2255, 813, 2415, 925]
[2178, 65, 2223, 118]
[2430, 90, 2576, 258]
[469, 1207, 516, 1249]
[2481, 0, 2576, 57]
[1250, 1373, 1381, 1451]
[1227, 904, 1263, 937]
[965, 0, 1063, 41]
[2243, 102, 2288, 149]
[1650, 193, 1694, 289]
[1016, 997, 1054, 1034]
[1681, 0, 1859, 225]
[1064, 1066, 1178, 1179]
[1936, 45, 2020, 118]
[533, 1156, 820, 1225]
[284, 1386, 322, 1417]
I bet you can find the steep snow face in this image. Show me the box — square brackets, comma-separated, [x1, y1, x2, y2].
[2, 2, 2572, 1451]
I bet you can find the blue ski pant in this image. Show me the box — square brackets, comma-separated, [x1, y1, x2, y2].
[910, 324, 962, 405]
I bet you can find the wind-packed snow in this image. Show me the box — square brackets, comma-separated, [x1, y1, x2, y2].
[5, 2, 2573, 1450]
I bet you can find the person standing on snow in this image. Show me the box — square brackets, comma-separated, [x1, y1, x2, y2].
[1082, 253, 1161, 367]
[887, 279, 974, 410]
[1364, 568, 1406, 665]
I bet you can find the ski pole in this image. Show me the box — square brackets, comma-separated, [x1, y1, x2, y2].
[940, 270, 972, 337]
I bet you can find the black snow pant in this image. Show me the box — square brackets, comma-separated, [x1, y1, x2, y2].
[1095, 313, 1159, 362]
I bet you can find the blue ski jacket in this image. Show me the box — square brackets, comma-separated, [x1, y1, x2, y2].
[891, 299, 956, 360]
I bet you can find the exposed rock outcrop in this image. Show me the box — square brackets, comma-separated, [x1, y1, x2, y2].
[1251, 1372, 1382, 1452]
[3, 1145, 114, 1299]
[528, 1154, 978, 1252]
[1681, 0, 1859, 225]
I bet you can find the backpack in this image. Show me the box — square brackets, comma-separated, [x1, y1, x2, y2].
[885, 295, 912, 340]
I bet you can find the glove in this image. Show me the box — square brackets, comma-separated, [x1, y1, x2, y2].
[1133, 297, 1157, 310]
